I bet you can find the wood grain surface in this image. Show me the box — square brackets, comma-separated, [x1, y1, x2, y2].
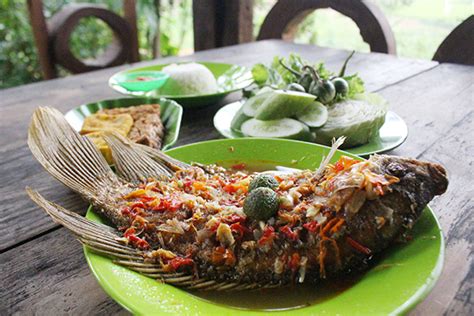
[0, 40, 472, 315]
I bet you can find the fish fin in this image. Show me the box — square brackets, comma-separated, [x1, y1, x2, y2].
[138, 142, 190, 170]
[28, 107, 122, 200]
[103, 132, 174, 182]
[27, 188, 278, 291]
[27, 186, 281, 291]
[25, 188, 196, 286]
[313, 136, 346, 180]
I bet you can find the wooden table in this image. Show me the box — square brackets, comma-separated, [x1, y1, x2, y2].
[1, 40, 472, 315]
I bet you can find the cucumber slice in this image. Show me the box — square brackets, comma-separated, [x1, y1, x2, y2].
[296, 101, 328, 128]
[242, 90, 274, 117]
[255, 90, 316, 120]
[241, 118, 314, 141]
[230, 105, 252, 132]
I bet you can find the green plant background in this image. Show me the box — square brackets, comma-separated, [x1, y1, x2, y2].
[0, 0, 471, 89]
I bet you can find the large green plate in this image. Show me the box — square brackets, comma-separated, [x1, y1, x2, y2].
[83, 138, 443, 315]
[109, 62, 252, 108]
[64, 97, 183, 151]
[214, 101, 409, 157]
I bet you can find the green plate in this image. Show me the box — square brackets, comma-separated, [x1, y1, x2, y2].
[64, 97, 183, 151]
[214, 102, 408, 157]
[109, 62, 252, 108]
[83, 138, 443, 315]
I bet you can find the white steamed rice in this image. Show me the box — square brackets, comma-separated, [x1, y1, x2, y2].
[162, 63, 218, 95]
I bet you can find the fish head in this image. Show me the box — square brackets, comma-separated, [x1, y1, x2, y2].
[371, 154, 448, 203]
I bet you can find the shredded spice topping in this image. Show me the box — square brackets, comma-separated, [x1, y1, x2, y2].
[116, 156, 399, 280]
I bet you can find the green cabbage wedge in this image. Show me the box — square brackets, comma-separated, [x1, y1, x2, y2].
[315, 93, 388, 148]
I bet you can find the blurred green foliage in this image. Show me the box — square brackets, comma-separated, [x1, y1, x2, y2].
[254, 0, 471, 60]
[0, 0, 191, 89]
[0, 0, 471, 89]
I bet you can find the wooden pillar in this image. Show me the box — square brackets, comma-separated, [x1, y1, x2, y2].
[193, 0, 253, 51]
[27, 0, 57, 79]
[123, 0, 140, 62]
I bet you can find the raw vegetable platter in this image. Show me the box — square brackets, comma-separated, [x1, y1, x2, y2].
[214, 101, 408, 157]
[221, 53, 408, 155]
[84, 138, 444, 315]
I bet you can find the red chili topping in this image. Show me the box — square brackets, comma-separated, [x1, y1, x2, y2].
[303, 221, 320, 233]
[123, 227, 150, 250]
[151, 198, 182, 212]
[169, 257, 194, 270]
[346, 237, 372, 255]
[288, 253, 301, 271]
[211, 246, 236, 266]
[121, 206, 131, 216]
[230, 222, 249, 239]
[224, 214, 246, 224]
[223, 184, 238, 193]
[130, 202, 146, 210]
[128, 235, 150, 250]
[123, 227, 136, 238]
[258, 226, 276, 246]
[208, 220, 220, 232]
[231, 163, 246, 170]
[333, 156, 359, 172]
[279, 225, 299, 241]
[139, 195, 156, 202]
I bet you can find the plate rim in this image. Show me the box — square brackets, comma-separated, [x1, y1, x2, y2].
[109, 61, 250, 99]
[82, 138, 444, 315]
[213, 101, 409, 157]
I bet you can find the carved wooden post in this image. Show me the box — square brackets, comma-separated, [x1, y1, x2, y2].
[193, 0, 253, 51]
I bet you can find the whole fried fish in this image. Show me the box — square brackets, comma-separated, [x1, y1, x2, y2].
[26, 107, 448, 290]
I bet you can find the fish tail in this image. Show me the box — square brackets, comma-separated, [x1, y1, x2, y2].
[103, 132, 188, 183]
[28, 107, 121, 199]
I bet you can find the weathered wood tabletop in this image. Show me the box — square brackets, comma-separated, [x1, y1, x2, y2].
[1, 40, 472, 315]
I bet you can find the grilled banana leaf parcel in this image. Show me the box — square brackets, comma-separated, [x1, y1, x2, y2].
[27, 107, 448, 291]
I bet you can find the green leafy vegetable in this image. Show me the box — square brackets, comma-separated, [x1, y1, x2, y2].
[249, 52, 364, 105]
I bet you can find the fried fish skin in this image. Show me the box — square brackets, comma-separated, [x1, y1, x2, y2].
[108, 154, 447, 285]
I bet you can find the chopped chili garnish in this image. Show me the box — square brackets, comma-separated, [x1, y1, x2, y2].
[223, 183, 238, 193]
[128, 235, 150, 250]
[123, 227, 136, 238]
[139, 195, 156, 202]
[208, 220, 221, 232]
[258, 226, 276, 246]
[169, 257, 194, 270]
[279, 225, 299, 241]
[151, 198, 182, 212]
[230, 222, 249, 239]
[211, 246, 236, 266]
[224, 214, 246, 224]
[288, 253, 300, 271]
[332, 156, 359, 172]
[130, 202, 146, 210]
[231, 163, 246, 170]
[121, 206, 131, 216]
[346, 237, 372, 255]
[303, 221, 320, 233]
[330, 219, 345, 235]
[192, 181, 207, 191]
